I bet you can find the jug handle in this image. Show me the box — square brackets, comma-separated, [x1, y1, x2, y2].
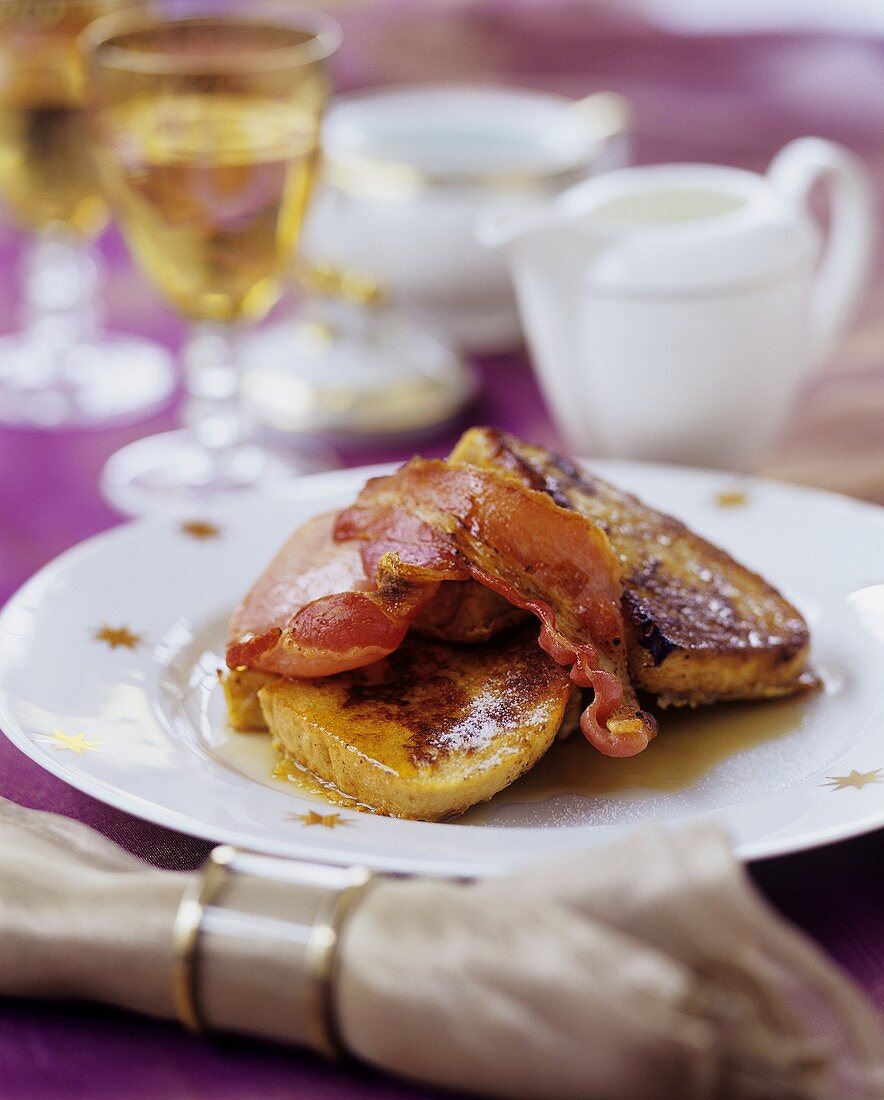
[766, 137, 875, 364]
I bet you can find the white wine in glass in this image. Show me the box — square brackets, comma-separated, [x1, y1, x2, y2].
[0, 29, 106, 235]
[82, 2, 341, 512]
[0, 0, 173, 427]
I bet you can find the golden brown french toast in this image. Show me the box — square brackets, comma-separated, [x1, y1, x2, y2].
[450, 427, 814, 706]
[411, 578, 527, 642]
[222, 667, 279, 731]
[252, 626, 576, 820]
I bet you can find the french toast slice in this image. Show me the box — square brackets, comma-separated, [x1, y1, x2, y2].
[251, 626, 576, 820]
[222, 667, 280, 731]
[411, 578, 527, 642]
[450, 428, 813, 706]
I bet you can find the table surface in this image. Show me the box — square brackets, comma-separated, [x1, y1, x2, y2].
[2, 8, 884, 1098]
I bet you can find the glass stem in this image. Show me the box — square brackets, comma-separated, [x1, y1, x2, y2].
[15, 230, 101, 388]
[183, 322, 254, 462]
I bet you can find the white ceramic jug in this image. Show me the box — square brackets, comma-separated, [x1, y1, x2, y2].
[478, 138, 875, 469]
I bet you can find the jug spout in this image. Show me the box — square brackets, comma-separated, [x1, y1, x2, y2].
[476, 200, 605, 449]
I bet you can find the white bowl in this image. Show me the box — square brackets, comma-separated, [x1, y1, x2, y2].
[302, 84, 630, 352]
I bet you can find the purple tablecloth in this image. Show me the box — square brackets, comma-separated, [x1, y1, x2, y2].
[2, 6, 884, 1097]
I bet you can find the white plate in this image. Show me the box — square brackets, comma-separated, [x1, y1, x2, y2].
[2, 461, 884, 876]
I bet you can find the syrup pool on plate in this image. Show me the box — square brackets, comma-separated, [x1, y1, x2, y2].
[206, 673, 836, 824]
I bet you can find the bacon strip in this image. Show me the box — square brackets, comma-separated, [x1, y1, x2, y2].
[226, 512, 447, 678]
[336, 460, 657, 757]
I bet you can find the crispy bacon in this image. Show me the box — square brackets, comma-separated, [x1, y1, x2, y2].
[227, 464, 656, 756]
[336, 460, 657, 757]
[226, 512, 446, 678]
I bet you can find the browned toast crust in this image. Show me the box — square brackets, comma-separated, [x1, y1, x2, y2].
[412, 577, 527, 642]
[450, 428, 813, 706]
[256, 626, 574, 820]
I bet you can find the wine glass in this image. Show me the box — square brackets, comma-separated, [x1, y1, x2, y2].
[0, 0, 173, 428]
[81, 0, 342, 514]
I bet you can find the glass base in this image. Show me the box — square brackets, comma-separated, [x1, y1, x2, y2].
[241, 303, 477, 441]
[0, 330, 175, 428]
[101, 429, 335, 517]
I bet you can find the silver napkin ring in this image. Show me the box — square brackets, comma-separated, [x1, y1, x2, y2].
[172, 844, 235, 1033]
[171, 845, 376, 1053]
[305, 865, 375, 1059]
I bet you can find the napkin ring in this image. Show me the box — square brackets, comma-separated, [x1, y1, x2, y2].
[305, 865, 375, 1059]
[172, 845, 376, 1052]
[172, 844, 235, 1034]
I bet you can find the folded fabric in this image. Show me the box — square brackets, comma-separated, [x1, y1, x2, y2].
[1, 796, 882, 1099]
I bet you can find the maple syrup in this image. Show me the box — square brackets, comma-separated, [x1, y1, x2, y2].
[210, 681, 819, 824]
[460, 691, 810, 823]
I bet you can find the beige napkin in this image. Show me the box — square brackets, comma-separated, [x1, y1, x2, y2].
[1, 796, 882, 1099]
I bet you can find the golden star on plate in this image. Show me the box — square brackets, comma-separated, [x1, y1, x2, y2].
[94, 624, 142, 650]
[37, 730, 103, 756]
[714, 489, 749, 508]
[180, 519, 221, 540]
[288, 810, 349, 829]
[822, 768, 883, 791]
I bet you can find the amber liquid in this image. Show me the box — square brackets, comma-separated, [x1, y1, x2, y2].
[460, 693, 810, 823]
[0, 34, 108, 235]
[93, 93, 319, 322]
[209, 692, 813, 826]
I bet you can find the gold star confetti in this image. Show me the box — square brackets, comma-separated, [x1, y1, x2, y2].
[94, 624, 142, 650]
[37, 730, 103, 756]
[288, 810, 350, 829]
[714, 489, 749, 509]
[822, 768, 883, 792]
[180, 520, 221, 540]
